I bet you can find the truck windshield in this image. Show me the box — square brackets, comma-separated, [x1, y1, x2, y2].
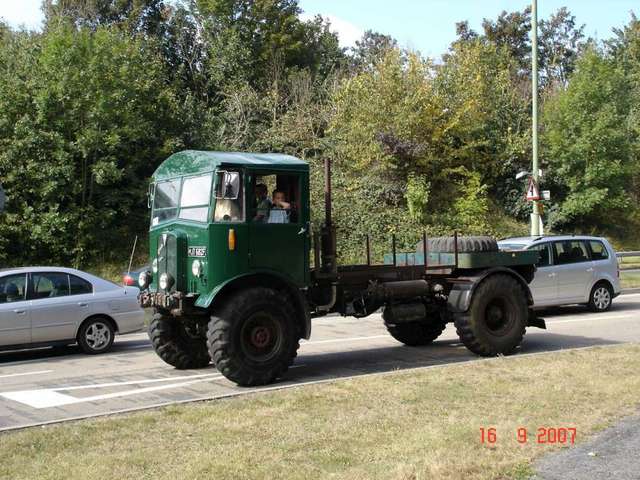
[152, 174, 213, 225]
[179, 174, 212, 222]
[152, 178, 180, 225]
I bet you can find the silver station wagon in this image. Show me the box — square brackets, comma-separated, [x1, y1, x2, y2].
[0, 267, 144, 354]
[498, 235, 621, 312]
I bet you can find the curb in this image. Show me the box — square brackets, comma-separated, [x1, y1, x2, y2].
[621, 288, 640, 295]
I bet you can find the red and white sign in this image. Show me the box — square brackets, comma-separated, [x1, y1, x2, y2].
[526, 177, 540, 201]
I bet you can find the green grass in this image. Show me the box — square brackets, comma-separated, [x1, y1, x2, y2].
[2, 344, 640, 480]
[621, 271, 640, 289]
[619, 256, 640, 270]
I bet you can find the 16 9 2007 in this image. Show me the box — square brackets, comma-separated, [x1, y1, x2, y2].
[480, 426, 577, 445]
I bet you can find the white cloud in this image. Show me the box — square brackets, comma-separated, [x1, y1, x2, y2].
[300, 12, 364, 49]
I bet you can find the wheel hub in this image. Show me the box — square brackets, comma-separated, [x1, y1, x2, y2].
[594, 287, 610, 310]
[240, 313, 283, 363]
[484, 298, 513, 335]
[250, 326, 272, 348]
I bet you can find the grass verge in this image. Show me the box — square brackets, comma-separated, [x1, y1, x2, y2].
[621, 271, 640, 288]
[619, 256, 640, 270]
[2, 345, 640, 480]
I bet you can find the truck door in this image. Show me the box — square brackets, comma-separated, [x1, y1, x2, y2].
[247, 171, 309, 286]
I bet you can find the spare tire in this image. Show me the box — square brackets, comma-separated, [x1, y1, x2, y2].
[416, 236, 498, 253]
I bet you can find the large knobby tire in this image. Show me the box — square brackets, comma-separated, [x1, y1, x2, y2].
[587, 282, 613, 312]
[383, 307, 447, 346]
[207, 287, 300, 387]
[454, 274, 528, 356]
[148, 312, 210, 369]
[417, 236, 498, 253]
[384, 320, 447, 346]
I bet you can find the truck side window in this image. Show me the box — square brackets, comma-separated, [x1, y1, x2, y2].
[214, 170, 244, 222]
[250, 174, 300, 224]
[528, 243, 551, 267]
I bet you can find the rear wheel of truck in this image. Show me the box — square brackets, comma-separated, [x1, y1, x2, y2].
[207, 287, 300, 387]
[148, 311, 211, 369]
[384, 313, 447, 346]
[454, 274, 527, 356]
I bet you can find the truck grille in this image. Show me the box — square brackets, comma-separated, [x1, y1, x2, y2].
[157, 233, 178, 292]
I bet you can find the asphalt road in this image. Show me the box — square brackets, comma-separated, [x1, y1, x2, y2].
[534, 414, 640, 480]
[0, 293, 639, 431]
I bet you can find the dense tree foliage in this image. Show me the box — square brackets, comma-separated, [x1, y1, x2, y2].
[0, 1, 639, 267]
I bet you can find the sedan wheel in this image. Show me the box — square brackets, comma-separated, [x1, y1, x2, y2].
[78, 318, 115, 354]
[588, 284, 612, 312]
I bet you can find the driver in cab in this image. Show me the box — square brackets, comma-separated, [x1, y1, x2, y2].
[253, 184, 290, 223]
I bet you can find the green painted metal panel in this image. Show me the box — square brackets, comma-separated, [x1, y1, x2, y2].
[153, 150, 308, 181]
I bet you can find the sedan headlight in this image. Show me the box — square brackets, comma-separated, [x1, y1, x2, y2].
[138, 271, 152, 289]
[159, 272, 174, 291]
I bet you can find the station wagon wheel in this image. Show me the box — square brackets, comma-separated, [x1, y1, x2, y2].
[588, 283, 613, 312]
[77, 317, 115, 354]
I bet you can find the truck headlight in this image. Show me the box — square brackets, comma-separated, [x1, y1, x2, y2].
[138, 271, 152, 289]
[159, 273, 174, 290]
[152, 258, 158, 273]
[192, 259, 203, 277]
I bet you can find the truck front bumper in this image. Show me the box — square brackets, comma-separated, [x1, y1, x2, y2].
[138, 291, 183, 311]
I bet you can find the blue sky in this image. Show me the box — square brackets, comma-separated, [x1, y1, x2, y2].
[1, 1, 638, 57]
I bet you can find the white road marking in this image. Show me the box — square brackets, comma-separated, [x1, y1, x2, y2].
[0, 370, 53, 380]
[548, 313, 637, 325]
[0, 373, 223, 409]
[55, 373, 221, 391]
[303, 334, 390, 345]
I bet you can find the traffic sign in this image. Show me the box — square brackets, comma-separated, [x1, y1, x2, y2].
[526, 177, 540, 201]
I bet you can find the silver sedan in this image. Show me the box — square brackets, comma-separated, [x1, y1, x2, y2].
[0, 267, 144, 354]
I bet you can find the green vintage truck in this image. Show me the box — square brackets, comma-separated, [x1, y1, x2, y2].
[139, 150, 545, 386]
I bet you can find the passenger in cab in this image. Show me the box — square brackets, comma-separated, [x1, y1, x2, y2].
[254, 183, 271, 222]
[268, 190, 290, 224]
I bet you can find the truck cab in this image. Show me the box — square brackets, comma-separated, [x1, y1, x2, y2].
[141, 150, 311, 309]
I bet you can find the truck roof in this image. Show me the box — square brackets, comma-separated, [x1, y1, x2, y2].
[153, 150, 309, 180]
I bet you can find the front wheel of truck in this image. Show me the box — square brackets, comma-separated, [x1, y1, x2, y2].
[454, 274, 527, 356]
[148, 312, 211, 369]
[207, 287, 300, 387]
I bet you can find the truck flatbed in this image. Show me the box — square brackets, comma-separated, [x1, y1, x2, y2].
[383, 250, 539, 269]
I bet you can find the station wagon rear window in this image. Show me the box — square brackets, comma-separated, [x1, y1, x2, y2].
[589, 241, 609, 260]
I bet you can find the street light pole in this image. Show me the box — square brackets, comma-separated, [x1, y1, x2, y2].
[531, 0, 541, 236]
